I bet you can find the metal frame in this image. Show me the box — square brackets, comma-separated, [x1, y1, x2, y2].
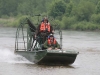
[15, 16, 63, 52]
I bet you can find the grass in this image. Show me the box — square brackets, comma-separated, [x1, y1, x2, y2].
[0, 17, 15, 27]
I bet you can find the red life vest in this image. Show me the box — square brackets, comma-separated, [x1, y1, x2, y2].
[47, 38, 56, 45]
[40, 22, 50, 32]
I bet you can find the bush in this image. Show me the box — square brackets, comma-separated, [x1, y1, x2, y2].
[90, 14, 100, 24]
[62, 16, 77, 29]
[10, 15, 29, 27]
[71, 21, 98, 30]
[0, 17, 15, 27]
[1, 15, 9, 19]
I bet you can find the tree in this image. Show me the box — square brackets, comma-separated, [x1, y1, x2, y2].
[17, 0, 48, 15]
[49, 0, 66, 18]
[63, 0, 70, 3]
[73, 1, 95, 21]
[65, 1, 74, 16]
[90, 14, 100, 24]
[95, 1, 100, 14]
[0, 0, 18, 16]
[17, 1, 33, 15]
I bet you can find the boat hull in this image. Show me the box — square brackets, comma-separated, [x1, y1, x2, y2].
[15, 49, 79, 65]
[15, 50, 47, 63]
[38, 50, 78, 65]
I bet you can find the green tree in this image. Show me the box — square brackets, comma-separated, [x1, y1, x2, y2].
[17, 0, 48, 15]
[73, 1, 95, 21]
[49, 0, 66, 18]
[62, 16, 77, 29]
[90, 14, 100, 24]
[95, 1, 100, 14]
[0, 0, 18, 16]
[17, 1, 33, 15]
[63, 0, 70, 3]
[65, 1, 74, 16]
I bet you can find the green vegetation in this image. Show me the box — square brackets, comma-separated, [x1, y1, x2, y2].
[0, 0, 100, 31]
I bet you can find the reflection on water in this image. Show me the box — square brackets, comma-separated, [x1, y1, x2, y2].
[0, 27, 100, 75]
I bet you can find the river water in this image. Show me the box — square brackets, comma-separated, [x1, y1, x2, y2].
[0, 27, 100, 75]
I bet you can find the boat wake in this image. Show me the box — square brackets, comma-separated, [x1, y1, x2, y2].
[0, 47, 32, 64]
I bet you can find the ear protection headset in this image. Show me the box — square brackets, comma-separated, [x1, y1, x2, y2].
[42, 17, 48, 23]
[48, 34, 54, 39]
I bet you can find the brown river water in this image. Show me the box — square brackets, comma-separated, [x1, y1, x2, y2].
[0, 27, 100, 75]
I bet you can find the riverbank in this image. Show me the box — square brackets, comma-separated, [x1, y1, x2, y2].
[0, 18, 15, 27]
[0, 16, 28, 27]
[0, 17, 100, 31]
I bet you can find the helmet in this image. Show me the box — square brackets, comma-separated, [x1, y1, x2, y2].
[48, 34, 54, 38]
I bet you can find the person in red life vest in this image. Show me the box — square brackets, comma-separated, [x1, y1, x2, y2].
[43, 34, 60, 50]
[35, 17, 54, 43]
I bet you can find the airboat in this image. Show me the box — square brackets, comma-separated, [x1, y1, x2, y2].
[15, 16, 79, 65]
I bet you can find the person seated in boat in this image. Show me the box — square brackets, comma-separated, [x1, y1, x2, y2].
[43, 34, 60, 50]
[35, 17, 54, 43]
